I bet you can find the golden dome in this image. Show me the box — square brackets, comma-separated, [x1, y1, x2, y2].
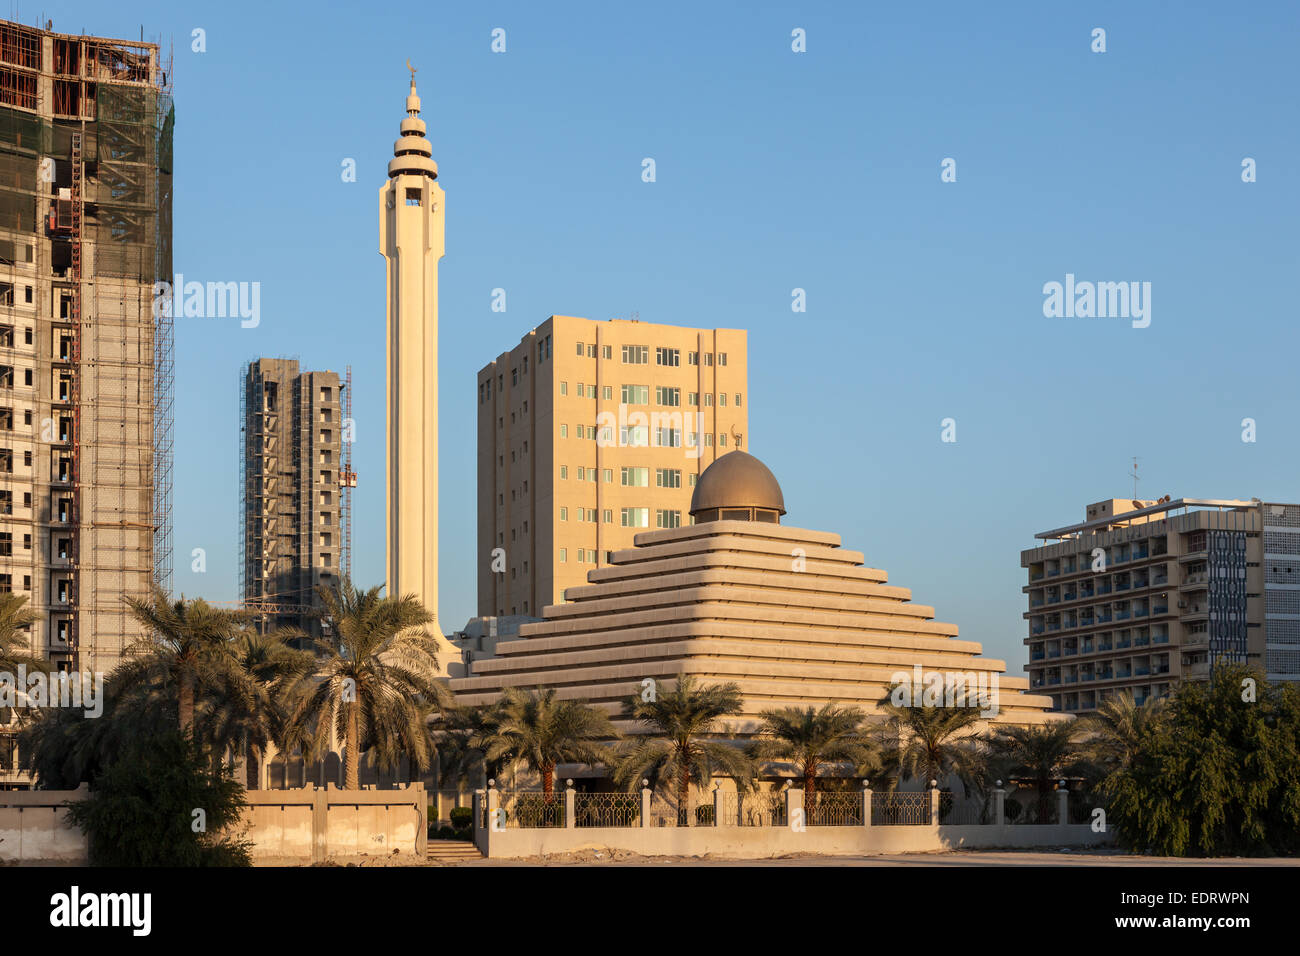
[689, 451, 786, 520]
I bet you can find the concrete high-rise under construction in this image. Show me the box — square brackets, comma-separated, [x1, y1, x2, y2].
[239, 359, 348, 643]
[0, 20, 173, 679]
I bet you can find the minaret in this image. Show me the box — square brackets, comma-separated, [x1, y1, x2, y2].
[380, 68, 458, 671]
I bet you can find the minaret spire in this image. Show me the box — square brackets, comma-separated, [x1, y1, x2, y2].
[380, 73, 458, 673]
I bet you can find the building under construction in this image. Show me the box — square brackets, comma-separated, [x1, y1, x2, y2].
[239, 358, 349, 642]
[0, 20, 173, 688]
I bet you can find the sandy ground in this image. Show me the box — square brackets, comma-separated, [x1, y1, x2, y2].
[426, 846, 1300, 867]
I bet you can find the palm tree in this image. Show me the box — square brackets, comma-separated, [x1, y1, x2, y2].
[614, 675, 754, 824]
[479, 687, 617, 798]
[295, 580, 447, 789]
[749, 703, 876, 801]
[0, 592, 41, 675]
[435, 703, 506, 791]
[1080, 691, 1166, 772]
[118, 586, 249, 734]
[200, 629, 316, 788]
[878, 691, 986, 794]
[988, 720, 1087, 823]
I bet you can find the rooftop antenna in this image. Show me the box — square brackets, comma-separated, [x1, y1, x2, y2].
[1129, 456, 1140, 499]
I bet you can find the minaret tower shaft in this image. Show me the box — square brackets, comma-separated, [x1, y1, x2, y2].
[380, 70, 450, 654]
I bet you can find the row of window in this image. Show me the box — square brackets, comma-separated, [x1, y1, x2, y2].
[559, 382, 742, 408]
[558, 466, 695, 487]
[480, 343, 733, 404]
[557, 507, 684, 531]
[559, 425, 733, 448]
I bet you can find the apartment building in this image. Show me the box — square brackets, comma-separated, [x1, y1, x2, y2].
[0, 22, 172, 676]
[239, 359, 343, 642]
[1022, 497, 1300, 714]
[477, 315, 747, 617]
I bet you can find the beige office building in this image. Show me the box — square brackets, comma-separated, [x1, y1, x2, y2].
[454, 450, 1057, 747]
[477, 315, 747, 617]
[1022, 497, 1300, 714]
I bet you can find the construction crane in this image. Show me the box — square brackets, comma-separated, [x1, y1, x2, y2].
[339, 366, 357, 583]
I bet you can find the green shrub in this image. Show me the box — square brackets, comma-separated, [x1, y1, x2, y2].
[449, 806, 474, 829]
[67, 730, 252, 867]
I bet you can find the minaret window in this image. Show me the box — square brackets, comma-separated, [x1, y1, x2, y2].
[405, 189, 421, 206]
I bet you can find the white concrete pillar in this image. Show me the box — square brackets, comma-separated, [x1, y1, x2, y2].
[640, 782, 651, 828]
[564, 779, 576, 829]
[1056, 783, 1070, 826]
[993, 785, 1006, 826]
[928, 780, 940, 827]
[861, 784, 872, 828]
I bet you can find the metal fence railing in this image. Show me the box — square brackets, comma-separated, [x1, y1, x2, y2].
[497, 792, 566, 828]
[573, 792, 640, 828]
[871, 792, 931, 826]
[722, 791, 788, 827]
[807, 791, 864, 826]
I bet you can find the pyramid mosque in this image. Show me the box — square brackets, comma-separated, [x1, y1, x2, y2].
[449, 451, 1059, 738]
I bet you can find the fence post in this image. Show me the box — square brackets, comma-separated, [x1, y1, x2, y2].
[640, 780, 651, 828]
[486, 779, 500, 830]
[993, 782, 1005, 826]
[565, 779, 576, 829]
[786, 784, 803, 829]
[928, 780, 940, 828]
[861, 783, 872, 828]
[473, 789, 484, 831]
[1056, 781, 1069, 826]
[712, 784, 723, 827]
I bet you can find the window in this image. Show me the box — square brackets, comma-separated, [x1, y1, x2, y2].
[688, 474, 698, 487]
[602, 385, 612, 400]
[620, 384, 648, 404]
[560, 424, 568, 438]
[559, 548, 567, 563]
[603, 509, 612, 523]
[654, 428, 681, 447]
[576, 341, 585, 355]
[560, 382, 568, 396]
[23, 327, 30, 344]
[601, 345, 612, 359]
[577, 467, 586, 481]
[688, 392, 698, 406]
[705, 433, 713, 447]
[688, 351, 699, 365]
[522, 356, 528, 375]
[735, 393, 742, 406]
[405, 188, 422, 206]
[320, 386, 331, 402]
[0, 365, 11, 388]
[0, 449, 11, 473]
[655, 386, 680, 407]
[656, 468, 682, 488]
[0, 326, 11, 347]
[0, 532, 10, 556]
[602, 469, 612, 483]
[621, 344, 648, 364]
[656, 347, 680, 367]
[704, 353, 713, 367]
[621, 467, 649, 487]
[587, 344, 597, 358]
[0, 489, 9, 514]
[560, 465, 568, 479]
[0, 408, 9, 430]
[511, 368, 518, 386]
[560, 507, 568, 521]
[719, 433, 728, 447]
[657, 510, 682, 529]
[704, 394, 713, 407]
[620, 425, 649, 447]
[621, 507, 650, 528]
[718, 353, 728, 366]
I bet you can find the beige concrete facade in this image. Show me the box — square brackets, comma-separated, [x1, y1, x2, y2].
[457, 451, 1058, 740]
[477, 315, 748, 617]
[1023, 497, 1300, 714]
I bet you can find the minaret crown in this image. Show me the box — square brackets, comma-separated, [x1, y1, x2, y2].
[388, 70, 438, 180]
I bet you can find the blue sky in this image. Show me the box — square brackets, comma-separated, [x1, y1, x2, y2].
[34, 0, 1300, 671]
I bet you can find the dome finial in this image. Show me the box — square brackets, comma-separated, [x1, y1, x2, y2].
[405, 60, 421, 115]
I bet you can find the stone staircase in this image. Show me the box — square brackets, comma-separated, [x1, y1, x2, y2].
[426, 840, 484, 864]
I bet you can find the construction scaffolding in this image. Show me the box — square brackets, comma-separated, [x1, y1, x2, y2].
[0, 21, 173, 675]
